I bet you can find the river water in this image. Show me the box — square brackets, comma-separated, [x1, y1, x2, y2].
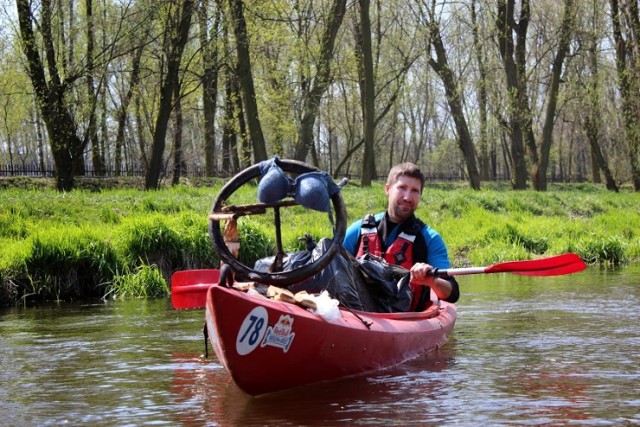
[1, 265, 639, 426]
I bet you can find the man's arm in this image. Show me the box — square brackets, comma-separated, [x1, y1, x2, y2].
[409, 263, 459, 302]
[342, 219, 363, 255]
[418, 226, 460, 303]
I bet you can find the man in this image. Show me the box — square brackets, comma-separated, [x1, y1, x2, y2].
[343, 163, 459, 310]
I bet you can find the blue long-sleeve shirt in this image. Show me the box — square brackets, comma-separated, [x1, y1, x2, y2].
[342, 212, 452, 270]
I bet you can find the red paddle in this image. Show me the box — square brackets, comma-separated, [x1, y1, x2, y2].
[433, 253, 587, 277]
[170, 253, 587, 309]
[170, 269, 220, 309]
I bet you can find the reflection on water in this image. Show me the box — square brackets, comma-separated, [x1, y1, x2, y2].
[170, 344, 454, 426]
[1, 265, 640, 425]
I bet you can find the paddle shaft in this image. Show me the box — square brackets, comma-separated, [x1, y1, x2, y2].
[431, 253, 586, 278]
[433, 266, 486, 277]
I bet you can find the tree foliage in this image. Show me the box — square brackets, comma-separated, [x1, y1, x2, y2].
[1, 0, 639, 191]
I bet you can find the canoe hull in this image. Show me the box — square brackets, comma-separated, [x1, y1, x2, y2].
[205, 285, 456, 396]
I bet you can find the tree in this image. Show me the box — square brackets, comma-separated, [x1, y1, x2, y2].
[352, 2, 419, 183]
[420, 2, 481, 190]
[471, 0, 491, 180]
[421, 3, 480, 190]
[17, 0, 86, 190]
[496, 0, 532, 189]
[496, 0, 578, 191]
[579, 0, 618, 191]
[86, 0, 105, 176]
[293, 0, 348, 163]
[199, 0, 222, 176]
[114, 43, 145, 176]
[5, 0, 640, 189]
[529, 0, 574, 191]
[145, 0, 195, 189]
[610, 0, 640, 191]
[228, 0, 267, 163]
[356, 0, 377, 185]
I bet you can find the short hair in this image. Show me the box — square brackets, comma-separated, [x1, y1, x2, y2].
[386, 163, 425, 193]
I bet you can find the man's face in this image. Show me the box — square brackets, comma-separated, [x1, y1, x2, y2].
[385, 175, 422, 223]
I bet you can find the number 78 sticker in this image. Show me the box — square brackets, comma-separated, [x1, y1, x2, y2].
[236, 306, 296, 355]
[236, 306, 268, 356]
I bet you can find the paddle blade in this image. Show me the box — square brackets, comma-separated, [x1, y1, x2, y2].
[484, 253, 586, 277]
[171, 269, 220, 309]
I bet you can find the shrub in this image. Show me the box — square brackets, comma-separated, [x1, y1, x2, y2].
[23, 228, 119, 301]
[575, 236, 627, 266]
[106, 264, 168, 299]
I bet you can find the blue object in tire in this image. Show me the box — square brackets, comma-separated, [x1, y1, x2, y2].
[257, 159, 292, 204]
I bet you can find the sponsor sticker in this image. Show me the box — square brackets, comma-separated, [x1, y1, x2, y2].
[261, 314, 296, 353]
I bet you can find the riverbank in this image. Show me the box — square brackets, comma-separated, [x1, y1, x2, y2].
[1, 179, 638, 306]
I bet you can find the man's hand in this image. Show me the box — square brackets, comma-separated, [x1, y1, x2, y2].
[410, 262, 452, 300]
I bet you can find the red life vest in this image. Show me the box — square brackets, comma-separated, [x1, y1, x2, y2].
[355, 214, 430, 312]
[355, 214, 416, 270]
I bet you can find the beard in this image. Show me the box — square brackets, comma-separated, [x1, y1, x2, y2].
[391, 202, 415, 222]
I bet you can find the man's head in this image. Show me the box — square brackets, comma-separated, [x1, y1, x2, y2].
[385, 163, 425, 223]
[386, 163, 425, 193]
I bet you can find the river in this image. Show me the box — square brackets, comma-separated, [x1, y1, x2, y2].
[1, 265, 639, 426]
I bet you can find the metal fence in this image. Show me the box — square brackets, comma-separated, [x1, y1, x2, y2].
[4, 163, 576, 183]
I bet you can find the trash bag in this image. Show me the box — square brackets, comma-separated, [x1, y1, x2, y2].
[253, 245, 315, 272]
[254, 238, 364, 311]
[353, 253, 413, 313]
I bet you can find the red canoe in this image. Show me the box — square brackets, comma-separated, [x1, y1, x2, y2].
[169, 159, 588, 396]
[203, 283, 456, 396]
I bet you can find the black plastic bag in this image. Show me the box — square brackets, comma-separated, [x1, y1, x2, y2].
[353, 253, 413, 313]
[254, 238, 365, 310]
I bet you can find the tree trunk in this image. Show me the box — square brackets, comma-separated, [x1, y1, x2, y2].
[496, 0, 529, 189]
[293, 0, 347, 162]
[145, 0, 194, 189]
[199, 0, 221, 176]
[584, 17, 618, 192]
[236, 83, 250, 170]
[229, 73, 241, 172]
[115, 44, 144, 176]
[86, 0, 105, 176]
[357, 0, 377, 186]
[530, 0, 574, 191]
[31, 103, 47, 173]
[17, 0, 84, 191]
[228, 0, 267, 163]
[472, 0, 490, 181]
[221, 69, 237, 174]
[427, 17, 481, 190]
[172, 83, 184, 186]
[610, 0, 640, 191]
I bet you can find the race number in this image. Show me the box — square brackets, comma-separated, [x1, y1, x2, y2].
[236, 306, 268, 356]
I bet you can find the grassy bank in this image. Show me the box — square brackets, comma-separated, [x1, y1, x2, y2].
[1, 180, 638, 306]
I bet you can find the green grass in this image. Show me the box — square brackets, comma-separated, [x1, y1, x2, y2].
[1, 180, 639, 306]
